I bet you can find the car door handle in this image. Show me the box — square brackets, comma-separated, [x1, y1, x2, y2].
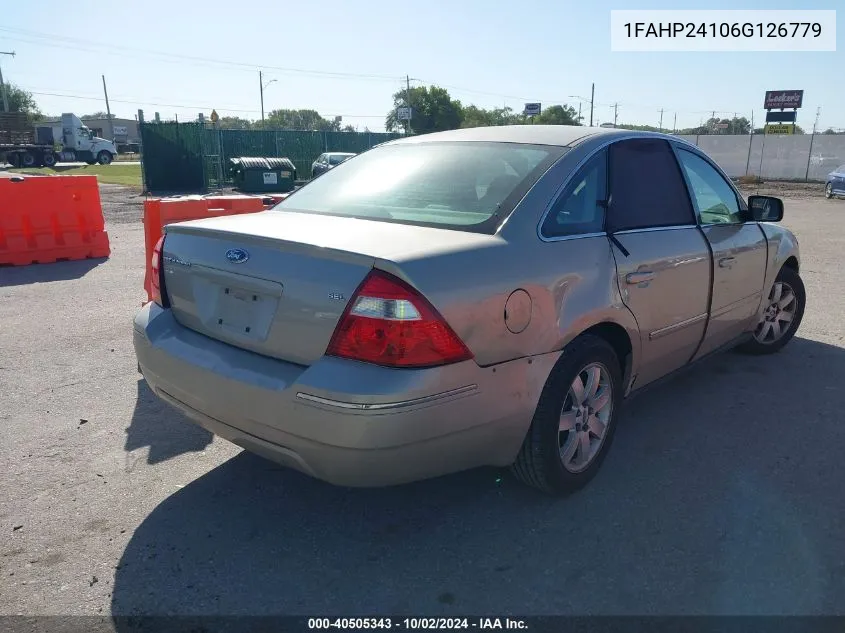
[718, 257, 736, 268]
[626, 272, 655, 285]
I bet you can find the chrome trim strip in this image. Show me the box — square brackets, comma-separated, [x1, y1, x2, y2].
[537, 131, 687, 244]
[295, 384, 478, 411]
[540, 231, 607, 243]
[613, 224, 698, 235]
[649, 313, 708, 341]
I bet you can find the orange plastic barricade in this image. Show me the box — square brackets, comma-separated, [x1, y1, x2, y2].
[261, 193, 291, 209]
[142, 195, 266, 302]
[0, 175, 110, 266]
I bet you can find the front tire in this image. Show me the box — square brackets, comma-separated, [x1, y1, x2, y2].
[511, 335, 623, 495]
[97, 151, 113, 165]
[825, 183, 834, 199]
[737, 266, 805, 355]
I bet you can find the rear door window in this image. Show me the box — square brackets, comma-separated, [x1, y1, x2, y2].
[607, 139, 695, 231]
[541, 149, 607, 238]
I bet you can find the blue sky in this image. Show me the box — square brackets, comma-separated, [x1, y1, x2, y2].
[1, 0, 840, 132]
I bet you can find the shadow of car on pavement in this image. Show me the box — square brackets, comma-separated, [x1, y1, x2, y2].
[112, 337, 845, 619]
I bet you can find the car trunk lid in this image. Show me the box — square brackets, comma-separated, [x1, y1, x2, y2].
[159, 210, 497, 366]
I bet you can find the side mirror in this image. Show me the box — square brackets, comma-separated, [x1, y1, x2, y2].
[748, 195, 784, 222]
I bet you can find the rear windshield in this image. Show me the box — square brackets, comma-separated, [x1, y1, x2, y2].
[276, 141, 566, 233]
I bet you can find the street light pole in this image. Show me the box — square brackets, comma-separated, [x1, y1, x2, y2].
[259, 71, 277, 125]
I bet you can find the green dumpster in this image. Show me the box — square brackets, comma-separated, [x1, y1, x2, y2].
[229, 157, 297, 193]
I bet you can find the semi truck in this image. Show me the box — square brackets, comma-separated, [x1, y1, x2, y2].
[0, 112, 117, 168]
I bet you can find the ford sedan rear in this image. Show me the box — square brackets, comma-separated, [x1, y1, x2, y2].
[134, 126, 805, 494]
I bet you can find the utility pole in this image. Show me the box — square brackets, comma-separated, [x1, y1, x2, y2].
[745, 110, 755, 176]
[577, 101, 582, 124]
[659, 108, 664, 132]
[804, 106, 821, 181]
[589, 83, 595, 126]
[259, 70, 265, 124]
[405, 74, 412, 135]
[102, 75, 114, 140]
[0, 51, 16, 113]
[613, 103, 619, 128]
[673, 112, 677, 134]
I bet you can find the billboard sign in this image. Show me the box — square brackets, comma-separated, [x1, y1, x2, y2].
[397, 107, 412, 121]
[523, 103, 542, 116]
[765, 110, 797, 123]
[764, 90, 804, 110]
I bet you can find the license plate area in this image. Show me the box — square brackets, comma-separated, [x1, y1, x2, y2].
[215, 285, 275, 340]
[188, 266, 283, 343]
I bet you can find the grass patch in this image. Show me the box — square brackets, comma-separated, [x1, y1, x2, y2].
[7, 163, 142, 187]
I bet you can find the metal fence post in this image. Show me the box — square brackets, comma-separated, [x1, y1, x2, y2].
[745, 130, 754, 176]
[804, 128, 817, 181]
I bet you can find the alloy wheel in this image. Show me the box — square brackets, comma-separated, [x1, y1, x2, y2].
[558, 362, 613, 473]
[754, 281, 797, 345]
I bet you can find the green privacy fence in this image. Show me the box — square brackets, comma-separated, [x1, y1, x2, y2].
[139, 121, 401, 193]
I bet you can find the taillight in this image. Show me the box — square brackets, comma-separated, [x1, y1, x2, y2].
[325, 269, 473, 369]
[151, 235, 165, 306]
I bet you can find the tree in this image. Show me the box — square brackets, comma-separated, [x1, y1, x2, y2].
[533, 104, 579, 126]
[80, 111, 110, 119]
[2, 82, 42, 121]
[217, 116, 253, 129]
[385, 85, 463, 134]
[262, 108, 337, 131]
[461, 105, 521, 128]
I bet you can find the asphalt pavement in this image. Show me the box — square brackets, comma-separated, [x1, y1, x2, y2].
[1, 185, 844, 617]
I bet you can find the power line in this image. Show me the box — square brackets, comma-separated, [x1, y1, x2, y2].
[25, 87, 388, 119]
[0, 27, 405, 82]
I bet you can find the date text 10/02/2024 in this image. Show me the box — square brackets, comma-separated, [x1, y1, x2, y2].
[307, 618, 528, 630]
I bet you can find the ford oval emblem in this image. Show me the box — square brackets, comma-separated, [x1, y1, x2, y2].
[225, 248, 249, 264]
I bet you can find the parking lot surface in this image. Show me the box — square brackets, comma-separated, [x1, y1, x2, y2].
[2, 184, 844, 616]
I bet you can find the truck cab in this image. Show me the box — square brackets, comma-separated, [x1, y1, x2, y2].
[60, 113, 117, 165]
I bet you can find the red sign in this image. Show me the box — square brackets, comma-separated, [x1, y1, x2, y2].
[764, 90, 804, 110]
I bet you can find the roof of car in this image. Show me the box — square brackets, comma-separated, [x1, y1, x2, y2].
[384, 125, 670, 148]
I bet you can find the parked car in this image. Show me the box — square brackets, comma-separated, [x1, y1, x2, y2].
[134, 126, 805, 495]
[311, 152, 355, 178]
[825, 164, 845, 199]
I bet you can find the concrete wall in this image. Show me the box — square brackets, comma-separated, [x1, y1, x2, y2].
[676, 133, 845, 181]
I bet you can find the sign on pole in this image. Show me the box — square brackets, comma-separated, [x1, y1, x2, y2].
[523, 103, 542, 116]
[397, 107, 412, 121]
[764, 90, 804, 110]
[765, 123, 795, 135]
[765, 110, 797, 123]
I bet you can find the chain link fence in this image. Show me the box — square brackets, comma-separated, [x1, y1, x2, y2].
[139, 121, 400, 193]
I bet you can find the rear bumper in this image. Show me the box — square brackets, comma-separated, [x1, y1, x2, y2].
[133, 303, 557, 487]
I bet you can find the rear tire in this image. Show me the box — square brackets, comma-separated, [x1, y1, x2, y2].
[42, 152, 57, 168]
[97, 151, 113, 165]
[736, 266, 805, 355]
[21, 151, 37, 168]
[8, 153, 21, 168]
[511, 335, 623, 495]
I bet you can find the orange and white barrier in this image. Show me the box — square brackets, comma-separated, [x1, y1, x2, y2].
[0, 175, 110, 266]
[142, 195, 266, 302]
